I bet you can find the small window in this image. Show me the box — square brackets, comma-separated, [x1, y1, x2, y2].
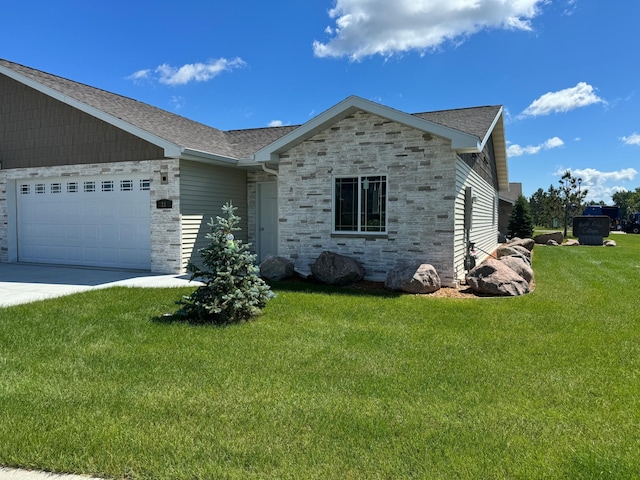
[51, 183, 62, 193]
[140, 179, 151, 191]
[120, 180, 133, 191]
[35, 183, 45, 194]
[334, 175, 387, 233]
[20, 184, 30, 195]
[84, 181, 96, 193]
[102, 180, 114, 192]
[67, 182, 78, 193]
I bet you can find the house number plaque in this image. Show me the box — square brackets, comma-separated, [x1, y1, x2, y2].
[156, 199, 173, 209]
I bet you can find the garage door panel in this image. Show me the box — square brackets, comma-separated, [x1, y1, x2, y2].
[17, 175, 151, 270]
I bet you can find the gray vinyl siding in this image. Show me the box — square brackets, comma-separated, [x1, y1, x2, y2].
[454, 157, 499, 282]
[179, 160, 248, 269]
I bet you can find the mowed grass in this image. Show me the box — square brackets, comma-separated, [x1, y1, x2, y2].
[1, 235, 640, 479]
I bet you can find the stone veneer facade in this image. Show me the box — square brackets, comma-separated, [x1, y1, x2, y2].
[0, 159, 182, 273]
[275, 111, 461, 286]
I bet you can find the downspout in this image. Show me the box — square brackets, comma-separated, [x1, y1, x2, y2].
[261, 162, 278, 177]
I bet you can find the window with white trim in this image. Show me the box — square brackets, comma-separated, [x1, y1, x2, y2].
[334, 175, 387, 233]
[67, 182, 78, 193]
[120, 180, 133, 191]
[140, 179, 151, 191]
[102, 180, 114, 192]
[20, 184, 30, 195]
[51, 183, 61, 193]
[35, 183, 45, 194]
[84, 181, 95, 193]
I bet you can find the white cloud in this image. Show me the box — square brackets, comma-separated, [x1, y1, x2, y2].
[621, 132, 640, 145]
[128, 58, 247, 86]
[126, 69, 151, 83]
[507, 136, 564, 157]
[563, 0, 578, 15]
[171, 95, 186, 110]
[520, 82, 605, 117]
[554, 167, 638, 202]
[313, 0, 544, 60]
[268, 120, 284, 127]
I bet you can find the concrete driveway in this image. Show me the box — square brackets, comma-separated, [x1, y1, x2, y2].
[0, 263, 202, 308]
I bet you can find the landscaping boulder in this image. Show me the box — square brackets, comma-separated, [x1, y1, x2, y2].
[385, 264, 441, 294]
[466, 258, 530, 296]
[534, 231, 564, 245]
[564, 239, 580, 246]
[260, 255, 294, 281]
[511, 245, 532, 260]
[311, 251, 365, 286]
[499, 255, 534, 284]
[547, 240, 559, 246]
[496, 246, 531, 265]
[507, 237, 535, 251]
[604, 239, 617, 247]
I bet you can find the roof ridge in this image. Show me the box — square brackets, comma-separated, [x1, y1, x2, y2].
[225, 124, 301, 134]
[411, 104, 501, 116]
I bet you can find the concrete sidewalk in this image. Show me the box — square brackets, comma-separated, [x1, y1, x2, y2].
[0, 466, 102, 480]
[0, 263, 202, 307]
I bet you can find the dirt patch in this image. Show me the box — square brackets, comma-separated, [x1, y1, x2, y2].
[344, 280, 482, 298]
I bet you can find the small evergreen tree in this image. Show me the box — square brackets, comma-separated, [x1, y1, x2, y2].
[508, 195, 534, 239]
[177, 202, 273, 324]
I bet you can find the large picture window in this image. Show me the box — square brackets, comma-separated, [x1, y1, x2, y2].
[334, 175, 387, 233]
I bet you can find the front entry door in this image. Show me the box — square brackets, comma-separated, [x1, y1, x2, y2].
[257, 182, 278, 261]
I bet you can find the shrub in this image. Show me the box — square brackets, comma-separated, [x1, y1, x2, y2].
[177, 202, 274, 324]
[508, 195, 534, 239]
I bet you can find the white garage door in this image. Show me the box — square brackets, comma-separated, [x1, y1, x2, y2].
[17, 176, 151, 270]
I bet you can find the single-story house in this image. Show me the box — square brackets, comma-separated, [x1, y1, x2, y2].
[0, 59, 509, 286]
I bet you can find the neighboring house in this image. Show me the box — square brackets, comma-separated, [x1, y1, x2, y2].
[498, 182, 523, 235]
[0, 59, 509, 286]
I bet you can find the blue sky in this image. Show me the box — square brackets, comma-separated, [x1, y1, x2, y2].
[2, 0, 638, 202]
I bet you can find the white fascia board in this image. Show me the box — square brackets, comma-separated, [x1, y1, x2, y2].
[179, 148, 239, 167]
[0, 65, 183, 158]
[487, 109, 509, 191]
[253, 95, 480, 163]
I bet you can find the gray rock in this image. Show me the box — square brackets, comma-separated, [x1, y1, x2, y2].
[311, 251, 365, 286]
[534, 231, 564, 245]
[496, 246, 531, 265]
[496, 246, 520, 258]
[499, 255, 534, 284]
[260, 256, 294, 281]
[508, 237, 535, 252]
[385, 264, 441, 294]
[466, 258, 530, 296]
[547, 239, 559, 246]
[511, 245, 532, 259]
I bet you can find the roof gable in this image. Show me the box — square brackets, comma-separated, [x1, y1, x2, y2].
[252, 96, 493, 162]
[252, 95, 508, 190]
[0, 59, 241, 164]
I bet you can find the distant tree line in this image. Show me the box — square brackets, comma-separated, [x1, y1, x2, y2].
[517, 172, 640, 231]
[527, 171, 588, 232]
[612, 188, 640, 222]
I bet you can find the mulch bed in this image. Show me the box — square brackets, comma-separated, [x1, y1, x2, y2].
[339, 279, 483, 298]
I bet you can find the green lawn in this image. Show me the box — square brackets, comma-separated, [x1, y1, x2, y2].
[1, 235, 640, 479]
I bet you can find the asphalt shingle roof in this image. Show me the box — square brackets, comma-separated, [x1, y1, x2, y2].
[0, 59, 240, 158]
[1, 59, 501, 160]
[413, 106, 502, 141]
